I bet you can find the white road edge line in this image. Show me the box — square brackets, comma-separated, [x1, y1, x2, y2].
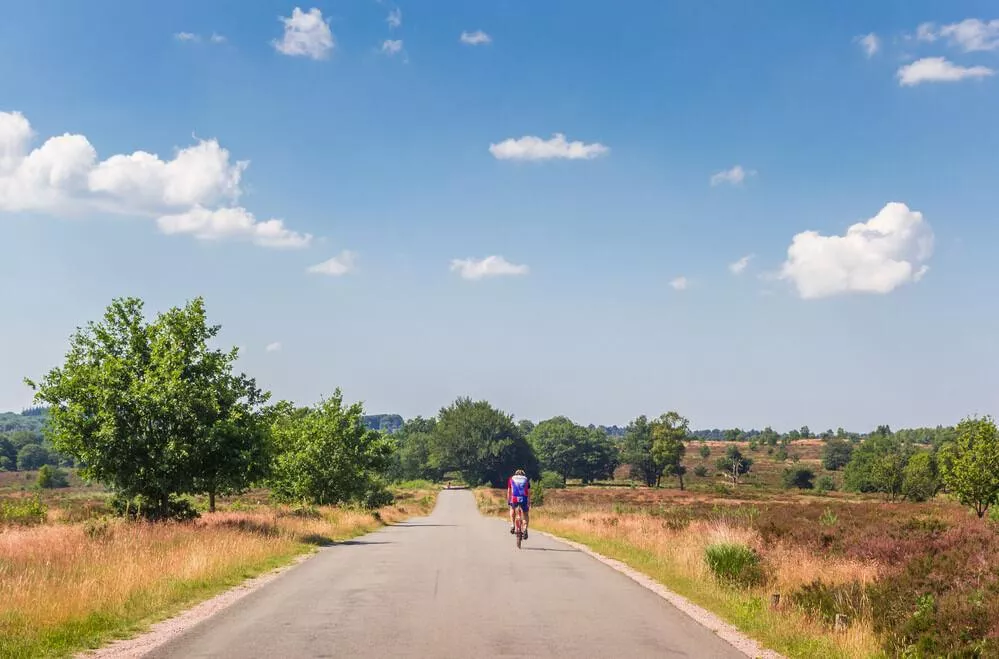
[536, 530, 786, 659]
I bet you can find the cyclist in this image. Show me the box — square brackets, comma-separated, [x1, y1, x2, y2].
[507, 468, 530, 539]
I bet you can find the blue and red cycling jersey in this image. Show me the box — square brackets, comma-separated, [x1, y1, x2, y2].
[508, 474, 530, 505]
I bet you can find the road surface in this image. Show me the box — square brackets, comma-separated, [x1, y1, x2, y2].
[148, 490, 745, 658]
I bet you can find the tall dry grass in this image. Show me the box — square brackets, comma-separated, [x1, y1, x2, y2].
[0, 493, 434, 657]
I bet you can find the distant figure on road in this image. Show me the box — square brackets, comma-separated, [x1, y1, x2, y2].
[507, 469, 530, 540]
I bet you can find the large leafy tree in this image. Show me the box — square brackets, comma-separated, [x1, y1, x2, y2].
[822, 438, 854, 470]
[650, 412, 689, 489]
[843, 433, 913, 499]
[28, 297, 271, 518]
[431, 397, 537, 487]
[939, 416, 999, 518]
[529, 416, 588, 484]
[388, 416, 440, 482]
[576, 427, 618, 484]
[621, 415, 657, 486]
[716, 445, 752, 484]
[269, 391, 394, 506]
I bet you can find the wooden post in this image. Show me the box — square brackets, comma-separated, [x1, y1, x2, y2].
[770, 593, 781, 609]
[835, 614, 849, 632]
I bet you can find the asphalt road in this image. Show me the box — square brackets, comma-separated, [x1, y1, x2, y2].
[147, 490, 745, 658]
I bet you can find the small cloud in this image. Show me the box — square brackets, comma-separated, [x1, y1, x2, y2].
[307, 250, 357, 276]
[174, 32, 200, 42]
[460, 30, 492, 46]
[916, 22, 938, 42]
[918, 19, 999, 52]
[450, 255, 528, 280]
[210, 33, 227, 44]
[729, 254, 754, 275]
[387, 8, 402, 29]
[489, 133, 608, 161]
[265, 342, 282, 352]
[710, 165, 755, 186]
[174, 32, 226, 45]
[273, 7, 334, 60]
[855, 32, 881, 57]
[778, 202, 934, 299]
[381, 39, 403, 56]
[897, 56, 994, 85]
[670, 276, 689, 291]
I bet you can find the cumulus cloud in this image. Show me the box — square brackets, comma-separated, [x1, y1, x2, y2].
[729, 254, 753, 275]
[855, 33, 881, 57]
[917, 19, 999, 52]
[381, 39, 403, 56]
[273, 7, 334, 60]
[779, 202, 933, 300]
[174, 32, 199, 42]
[460, 30, 492, 45]
[307, 250, 357, 276]
[387, 8, 402, 29]
[265, 342, 282, 352]
[710, 165, 755, 186]
[670, 276, 689, 291]
[0, 111, 311, 248]
[489, 133, 608, 161]
[450, 255, 528, 280]
[897, 57, 994, 85]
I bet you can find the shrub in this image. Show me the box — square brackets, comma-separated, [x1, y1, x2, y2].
[789, 580, 868, 627]
[111, 494, 200, 521]
[782, 467, 815, 489]
[0, 496, 48, 525]
[693, 465, 708, 477]
[816, 475, 836, 493]
[704, 543, 764, 588]
[36, 464, 70, 489]
[532, 480, 546, 506]
[699, 444, 711, 459]
[775, 447, 788, 462]
[540, 471, 565, 489]
[84, 516, 113, 541]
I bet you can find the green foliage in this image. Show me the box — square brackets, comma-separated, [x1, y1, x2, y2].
[36, 464, 70, 488]
[650, 412, 688, 489]
[789, 580, 867, 627]
[528, 416, 616, 484]
[387, 417, 439, 482]
[843, 433, 914, 500]
[693, 465, 708, 477]
[16, 443, 51, 470]
[774, 447, 788, 462]
[28, 297, 271, 519]
[901, 450, 939, 502]
[0, 496, 47, 525]
[269, 390, 394, 507]
[704, 543, 764, 588]
[781, 467, 815, 490]
[715, 445, 752, 484]
[816, 475, 836, 493]
[818, 508, 838, 526]
[698, 443, 710, 459]
[430, 397, 537, 487]
[540, 470, 565, 489]
[821, 438, 853, 470]
[939, 416, 999, 518]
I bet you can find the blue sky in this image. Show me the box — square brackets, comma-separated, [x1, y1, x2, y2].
[2, 1, 998, 431]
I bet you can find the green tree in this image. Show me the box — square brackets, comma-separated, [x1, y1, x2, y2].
[575, 427, 618, 484]
[799, 425, 811, 439]
[822, 438, 854, 470]
[650, 411, 689, 489]
[431, 397, 537, 487]
[782, 467, 815, 489]
[36, 464, 69, 488]
[16, 444, 50, 471]
[699, 443, 711, 459]
[901, 450, 939, 502]
[621, 415, 657, 486]
[843, 434, 911, 499]
[528, 416, 587, 484]
[761, 426, 780, 447]
[269, 391, 394, 506]
[389, 416, 439, 482]
[0, 436, 19, 471]
[716, 445, 752, 484]
[939, 416, 999, 518]
[28, 297, 271, 519]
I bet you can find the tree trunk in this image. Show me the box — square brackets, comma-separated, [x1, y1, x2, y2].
[678, 473, 685, 491]
[209, 490, 216, 513]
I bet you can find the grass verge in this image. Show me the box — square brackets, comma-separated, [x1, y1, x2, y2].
[0, 490, 435, 658]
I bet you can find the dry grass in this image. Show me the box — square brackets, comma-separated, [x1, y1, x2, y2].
[0, 492, 435, 658]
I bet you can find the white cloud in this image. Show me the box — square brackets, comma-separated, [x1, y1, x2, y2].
[210, 33, 227, 44]
[381, 39, 403, 56]
[273, 7, 334, 60]
[729, 254, 754, 275]
[489, 133, 608, 161]
[460, 30, 492, 46]
[917, 19, 999, 52]
[710, 165, 755, 186]
[670, 276, 689, 291]
[855, 33, 881, 57]
[0, 111, 311, 248]
[387, 8, 402, 29]
[175, 32, 199, 42]
[897, 56, 994, 85]
[307, 250, 357, 276]
[265, 342, 282, 352]
[450, 255, 528, 280]
[779, 202, 934, 300]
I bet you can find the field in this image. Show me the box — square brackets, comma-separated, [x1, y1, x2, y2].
[480, 445, 999, 659]
[0, 473, 436, 658]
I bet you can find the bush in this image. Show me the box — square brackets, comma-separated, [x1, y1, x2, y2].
[1, 496, 48, 525]
[693, 465, 708, 477]
[532, 480, 546, 506]
[704, 543, 764, 588]
[789, 580, 868, 627]
[540, 471, 565, 489]
[782, 467, 815, 490]
[110, 494, 200, 521]
[36, 464, 70, 489]
[775, 447, 788, 462]
[816, 475, 836, 493]
[84, 516, 113, 541]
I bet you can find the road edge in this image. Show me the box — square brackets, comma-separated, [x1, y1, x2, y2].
[536, 530, 786, 659]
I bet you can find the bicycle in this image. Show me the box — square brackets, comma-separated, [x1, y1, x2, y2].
[513, 504, 526, 549]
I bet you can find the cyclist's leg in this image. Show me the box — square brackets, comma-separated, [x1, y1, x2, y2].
[522, 501, 529, 537]
[509, 503, 516, 533]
